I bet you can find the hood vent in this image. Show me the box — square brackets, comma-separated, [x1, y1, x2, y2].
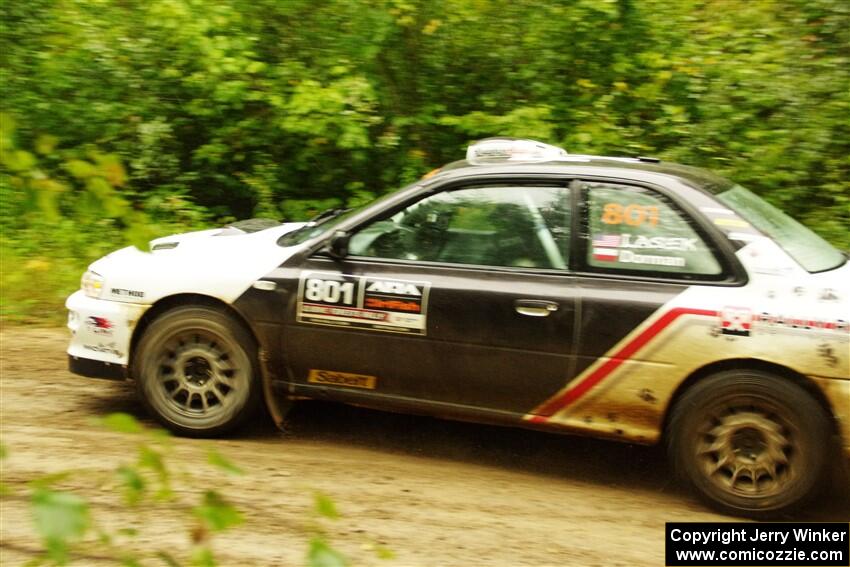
[151, 241, 179, 251]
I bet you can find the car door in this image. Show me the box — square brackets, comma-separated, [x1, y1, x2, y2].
[279, 182, 580, 416]
[528, 180, 737, 423]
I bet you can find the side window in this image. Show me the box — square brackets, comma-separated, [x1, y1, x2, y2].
[349, 185, 571, 269]
[586, 183, 722, 276]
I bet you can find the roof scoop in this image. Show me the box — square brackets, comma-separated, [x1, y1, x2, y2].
[466, 138, 567, 165]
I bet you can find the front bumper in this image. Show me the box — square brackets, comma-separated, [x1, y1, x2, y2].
[65, 290, 150, 375]
[68, 354, 126, 380]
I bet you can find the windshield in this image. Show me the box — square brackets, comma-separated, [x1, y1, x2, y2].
[717, 185, 845, 273]
[277, 186, 414, 247]
[277, 208, 360, 246]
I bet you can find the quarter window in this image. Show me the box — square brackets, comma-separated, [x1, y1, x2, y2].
[348, 186, 571, 269]
[586, 183, 722, 276]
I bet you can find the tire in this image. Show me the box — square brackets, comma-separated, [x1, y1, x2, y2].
[667, 370, 831, 518]
[132, 305, 261, 437]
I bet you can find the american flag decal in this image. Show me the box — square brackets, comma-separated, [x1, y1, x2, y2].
[593, 234, 621, 248]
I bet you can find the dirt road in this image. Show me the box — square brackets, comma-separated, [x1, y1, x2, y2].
[1, 328, 847, 566]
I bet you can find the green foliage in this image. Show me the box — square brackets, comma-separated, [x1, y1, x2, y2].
[308, 538, 349, 567]
[207, 449, 244, 476]
[314, 492, 340, 520]
[99, 413, 146, 435]
[1, 0, 848, 322]
[2, 414, 391, 565]
[30, 488, 90, 565]
[1, 413, 251, 565]
[192, 491, 243, 533]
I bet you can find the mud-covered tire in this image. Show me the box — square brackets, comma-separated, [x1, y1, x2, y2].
[132, 306, 261, 437]
[667, 370, 831, 518]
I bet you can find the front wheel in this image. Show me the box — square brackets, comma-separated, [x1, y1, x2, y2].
[132, 306, 260, 437]
[667, 370, 831, 517]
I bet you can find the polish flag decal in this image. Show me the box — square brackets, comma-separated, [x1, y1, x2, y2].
[592, 248, 619, 261]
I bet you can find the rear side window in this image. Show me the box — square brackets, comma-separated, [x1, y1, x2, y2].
[585, 183, 722, 276]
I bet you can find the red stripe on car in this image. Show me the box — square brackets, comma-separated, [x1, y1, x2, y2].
[528, 307, 718, 423]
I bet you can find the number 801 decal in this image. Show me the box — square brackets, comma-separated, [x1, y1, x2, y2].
[296, 271, 430, 335]
[601, 203, 660, 227]
[304, 278, 356, 305]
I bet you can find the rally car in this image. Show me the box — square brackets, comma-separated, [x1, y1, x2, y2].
[67, 138, 849, 517]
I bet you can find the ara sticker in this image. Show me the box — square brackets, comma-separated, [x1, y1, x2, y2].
[297, 271, 430, 335]
[308, 369, 377, 389]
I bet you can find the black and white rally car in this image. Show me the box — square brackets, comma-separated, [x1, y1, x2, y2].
[67, 139, 849, 516]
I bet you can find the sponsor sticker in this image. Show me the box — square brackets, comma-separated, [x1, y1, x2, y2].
[713, 217, 750, 228]
[83, 342, 122, 357]
[720, 307, 753, 337]
[754, 312, 849, 334]
[308, 369, 377, 389]
[85, 316, 114, 336]
[297, 271, 430, 335]
[818, 288, 840, 302]
[110, 288, 145, 298]
[698, 206, 735, 215]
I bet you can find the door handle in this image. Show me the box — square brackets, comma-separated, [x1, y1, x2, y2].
[514, 299, 559, 317]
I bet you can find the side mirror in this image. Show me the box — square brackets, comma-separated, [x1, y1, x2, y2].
[327, 231, 350, 260]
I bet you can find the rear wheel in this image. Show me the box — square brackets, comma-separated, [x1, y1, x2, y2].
[668, 370, 830, 517]
[133, 306, 260, 437]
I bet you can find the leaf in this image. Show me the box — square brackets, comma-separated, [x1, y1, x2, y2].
[207, 449, 243, 476]
[117, 465, 146, 505]
[100, 413, 144, 434]
[0, 112, 15, 150]
[35, 135, 59, 155]
[156, 551, 182, 567]
[64, 159, 96, 179]
[31, 488, 90, 564]
[124, 212, 157, 252]
[2, 150, 36, 172]
[375, 545, 396, 560]
[85, 176, 113, 199]
[28, 471, 72, 490]
[193, 491, 243, 532]
[97, 156, 127, 187]
[308, 538, 348, 567]
[314, 492, 339, 519]
[191, 547, 216, 567]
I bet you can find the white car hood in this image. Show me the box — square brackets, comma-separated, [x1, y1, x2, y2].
[89, 222, 308, 304]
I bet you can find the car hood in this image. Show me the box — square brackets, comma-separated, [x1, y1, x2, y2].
[148, 220, 306, 250]
[89, 222, 308, 305]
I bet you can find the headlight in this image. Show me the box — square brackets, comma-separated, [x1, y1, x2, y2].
[81, 270, 105, 298]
